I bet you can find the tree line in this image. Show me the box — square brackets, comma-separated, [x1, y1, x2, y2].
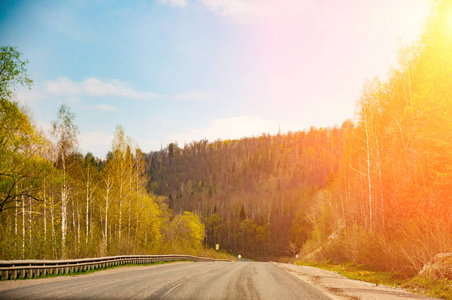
[0, 47, 206, 259]
[146, 128, 344, 259]
[300, 1, 452, 276]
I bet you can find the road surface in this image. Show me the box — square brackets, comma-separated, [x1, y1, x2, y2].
[0, 261, 432, 299]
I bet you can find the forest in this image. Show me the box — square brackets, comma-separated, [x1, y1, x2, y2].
[146, 127, 343, 259]
[0, 55, 208, 258]
[0, 0, 451, 277]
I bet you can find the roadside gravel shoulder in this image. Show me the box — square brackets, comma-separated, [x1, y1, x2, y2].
[0, 262, 191, 293]
[276, 263, 435, 300]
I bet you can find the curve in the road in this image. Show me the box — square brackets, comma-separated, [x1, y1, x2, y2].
[0, 262, 330, 300]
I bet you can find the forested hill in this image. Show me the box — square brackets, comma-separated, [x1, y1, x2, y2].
[146, 0, 452, 270]
[146, 127, 345, 259]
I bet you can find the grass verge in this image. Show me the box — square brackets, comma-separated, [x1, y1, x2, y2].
[296, 260, 452, 300]
[195, 249, 237, 261]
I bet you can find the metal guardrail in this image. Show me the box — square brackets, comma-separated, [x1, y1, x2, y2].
[0, 255, 233, 280]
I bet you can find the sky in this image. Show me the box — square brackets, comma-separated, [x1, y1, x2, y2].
[0, 0, 431, 157]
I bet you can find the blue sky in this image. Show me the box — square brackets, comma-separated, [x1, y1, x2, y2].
[0, 0, 430, 157]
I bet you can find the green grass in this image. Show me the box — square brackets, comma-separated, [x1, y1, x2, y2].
[403, 276, 452, 300]
[2, 260, 185, 281]
[297, 260, 452, 300]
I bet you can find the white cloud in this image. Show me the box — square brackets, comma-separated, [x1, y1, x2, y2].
[64, 96, 82, 106]
[44, 77, 156, 99]
[15, 87, 46, 105]
[44, 77, 213, 101]
[167, 115, 302, 145]
[169, 90, 214, 101]
[157, 0, 186, 8]
[78, 131, 114, 158]
[96, 104, 119, 111]
[195, 0, 321, 23]
[197, 0, 256, 20]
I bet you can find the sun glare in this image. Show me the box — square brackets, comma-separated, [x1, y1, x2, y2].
[403, 1, 431, 42]
[447, 7, 452, 34]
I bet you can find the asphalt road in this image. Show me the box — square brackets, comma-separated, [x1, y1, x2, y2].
[0, 262, 330, 299]
[0, 261, 432, 299]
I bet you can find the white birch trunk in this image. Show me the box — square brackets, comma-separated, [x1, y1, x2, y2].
[15, 196, 18, 249]
[61, 181, 67, 258]
[86, 177, 90, 244]
[119, 176, 122, 244]
[364, 113, 373, 232]
[51, 191, 56, 257]
[28, 195, 32, 255]
[22, 194, 25, 259]
[44, 180, 47, 243]
[104, 176, 112, 250]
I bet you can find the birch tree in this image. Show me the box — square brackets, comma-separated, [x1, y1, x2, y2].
[51, 105, 78, 258]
